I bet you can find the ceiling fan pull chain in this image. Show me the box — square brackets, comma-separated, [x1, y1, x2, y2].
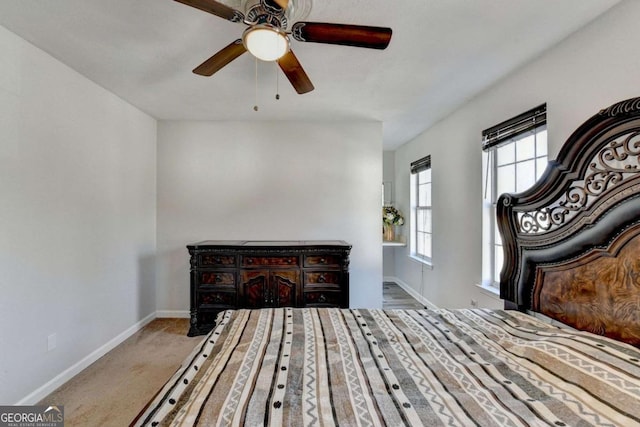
[275, 63, 280, 100]
[253, 57, 259, 112]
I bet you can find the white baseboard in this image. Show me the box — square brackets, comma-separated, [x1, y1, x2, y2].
[384, 276, 439, 310]
[16, 312, 156, 405]
[156, 310, 190, 318]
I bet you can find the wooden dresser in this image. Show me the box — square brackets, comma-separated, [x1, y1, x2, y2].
[186, 240, 351, 336]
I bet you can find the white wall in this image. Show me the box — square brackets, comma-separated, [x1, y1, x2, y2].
[0, 25, 157, 404]
[391, 0, 640, 309]
[156, 121, 383, 312]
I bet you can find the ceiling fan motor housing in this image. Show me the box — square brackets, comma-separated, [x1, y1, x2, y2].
[246, 0, 287, 28]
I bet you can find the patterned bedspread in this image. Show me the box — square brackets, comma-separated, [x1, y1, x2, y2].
[134, 308, 640, 426]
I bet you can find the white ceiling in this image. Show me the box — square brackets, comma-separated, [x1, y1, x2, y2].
[0, 0, 620, 149]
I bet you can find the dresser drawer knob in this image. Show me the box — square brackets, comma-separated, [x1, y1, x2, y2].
[287, 258, 293, 264]
[247, 258, 254, 264]
[318, 294, 327, 303]
[320, 258, 326, 264]
[318, 274, 326, 283]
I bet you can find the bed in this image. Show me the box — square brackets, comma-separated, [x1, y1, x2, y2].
[133, 97, 640, 426]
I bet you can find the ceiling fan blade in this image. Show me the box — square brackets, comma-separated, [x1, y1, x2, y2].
[291, 22, 392, 50]
[193, 39, 247, 76]
[273, 0, 289, 10]
[174, 0, 244, 23]
[277, 50, 314, 94]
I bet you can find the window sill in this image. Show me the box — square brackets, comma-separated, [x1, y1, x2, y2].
[382, 240, 406, 247]
[475, 283, 500, 299]
[409, 254, 433, 269]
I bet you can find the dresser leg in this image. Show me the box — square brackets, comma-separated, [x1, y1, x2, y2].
[187, 309, 202, 336]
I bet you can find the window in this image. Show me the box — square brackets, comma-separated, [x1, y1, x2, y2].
[410, 155, 432, 263]
[482, 105, 547, 287]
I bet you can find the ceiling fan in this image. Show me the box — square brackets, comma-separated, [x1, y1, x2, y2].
[174, 0, 392, 94]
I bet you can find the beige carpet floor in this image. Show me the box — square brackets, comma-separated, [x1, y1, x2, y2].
[38, 318, 199, 427]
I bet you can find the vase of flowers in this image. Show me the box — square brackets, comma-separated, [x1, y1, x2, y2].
[383, 205, 404, 241]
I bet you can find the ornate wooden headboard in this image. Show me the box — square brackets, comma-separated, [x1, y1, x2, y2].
[498, 97, 640, 346]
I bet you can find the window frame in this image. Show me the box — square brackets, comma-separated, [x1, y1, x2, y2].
[482, 105, 547, 289]
[410, 155, 432, 264]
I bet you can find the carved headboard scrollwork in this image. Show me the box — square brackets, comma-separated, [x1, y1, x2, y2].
[498, 96, 640, 346]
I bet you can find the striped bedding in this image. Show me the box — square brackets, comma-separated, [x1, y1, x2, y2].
[134, 308, 640, 426]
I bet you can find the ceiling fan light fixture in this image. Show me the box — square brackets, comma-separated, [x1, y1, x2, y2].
[242, 24, 289, 61]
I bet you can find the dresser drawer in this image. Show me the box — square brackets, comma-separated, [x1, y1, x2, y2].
[199, 254, 236, 267]
[198, 290, 237, 308]
[304, 290, 343, 307]
[304, 272, 342, 287]
[198, 271, 235, 287]
[303, 255, 342, 267]
[242, 256, 299, 267]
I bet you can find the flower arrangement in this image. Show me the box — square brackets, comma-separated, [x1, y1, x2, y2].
[383, 205, 404, 226]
